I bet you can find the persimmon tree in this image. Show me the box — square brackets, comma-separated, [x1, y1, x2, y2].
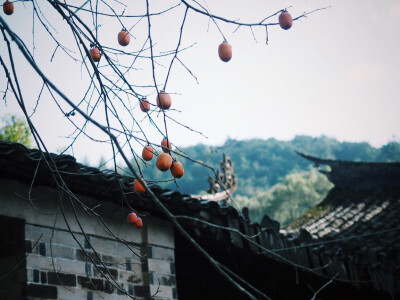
[0, 1, 328, 299]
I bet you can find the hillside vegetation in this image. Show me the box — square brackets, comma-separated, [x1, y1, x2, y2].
[133, 136, 400, 225]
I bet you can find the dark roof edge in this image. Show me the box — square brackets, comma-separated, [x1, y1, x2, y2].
[0, 141, 246, 220]
[296, 151, 400, 166]
[296, 151, 400, 190]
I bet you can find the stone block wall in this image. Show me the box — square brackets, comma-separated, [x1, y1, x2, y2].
[25, 224, 145, 299]
[0, 179, 178, 300]
[145, 217, 177, 300]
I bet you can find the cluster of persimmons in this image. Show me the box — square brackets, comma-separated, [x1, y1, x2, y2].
[2, 1, 292, 228]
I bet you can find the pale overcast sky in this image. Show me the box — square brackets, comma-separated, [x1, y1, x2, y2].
[1, 0, 399, 164]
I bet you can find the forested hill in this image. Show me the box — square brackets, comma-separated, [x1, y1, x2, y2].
[140, 135, 400, 197]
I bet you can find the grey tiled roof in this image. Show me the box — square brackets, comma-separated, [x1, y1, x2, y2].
[1, 142, 399, 296]
[285, 153, 400, 294]
[0, 141, 239, 219]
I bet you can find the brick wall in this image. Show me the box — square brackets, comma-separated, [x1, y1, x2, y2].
[146, 217, 177, 299]
[25, 224, 146, 299]
[0, 179, 177, 300]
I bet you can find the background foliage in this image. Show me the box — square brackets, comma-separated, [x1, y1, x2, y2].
[135, 136, 400, 224]
[1, 115, 398, 226]
[0, 115, 31, 147]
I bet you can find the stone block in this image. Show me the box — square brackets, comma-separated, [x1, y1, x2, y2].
[25, 224, 53, 243]
[58, 287, 88, 300]
[150, 273, 176, 287]
[126, 283, 134, 295]
[77, 276, 105, 292]
[89, 236, 117, 255]
[76, 249, 101, 264]
[148, 259, 171, 274]
[115, 242, 141, 259]
[47, 271, 77, 287]
[151, 246, 174, 262]
[124, 259, 143, 274]
[33, 269, 40, 283]
[119, 270, 142, 284]
[150, 284, 173, 299]
[27, 268, 34, 282]
[104, 280, 116, 294]
[26, 254, 55, 271]
[49, 244, 75, 260]
[52, 229, 83, 248]
[41, 271, 47, 284]
[54, 258, 87, 276]
[147, 216, 174, 248]
[25, 240, 32, 253]
[114, 283, 126, 295]
[90, 291, 134, 300]
[26, 283, 57, 299]
[39, 242, 46, 256]
[102, 254, 125, 268]
[86, 263, 92, 277]
[125, 258, 132, 271]
[92, 266, 118, 280]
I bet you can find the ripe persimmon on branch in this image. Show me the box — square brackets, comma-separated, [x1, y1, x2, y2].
[0, 1, 328, 298]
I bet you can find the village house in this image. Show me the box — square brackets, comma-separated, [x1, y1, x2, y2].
[0, 141, 399, 299]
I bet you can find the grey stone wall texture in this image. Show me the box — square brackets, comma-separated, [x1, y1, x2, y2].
[0, 179, 177, 300]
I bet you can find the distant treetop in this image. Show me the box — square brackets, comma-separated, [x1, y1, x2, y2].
[0, 115, 32, 147]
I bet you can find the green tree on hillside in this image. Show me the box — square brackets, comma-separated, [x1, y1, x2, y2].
[0, 115, 31, 147]
[133, 136, 400, 197]
[234, 169, 333, 225]
[129, 136, 400, 225]
[378, 142, 400, 162]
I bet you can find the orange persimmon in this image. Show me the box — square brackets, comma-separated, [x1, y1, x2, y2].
[170, 161, 184, 178]
[127, 212, 138, 224]
[3, 1, 14, 15]
[218, 41, 232, 62]
[118, 29, 130, 46]
[135, 217, 143, 228]
[90, 47, 101, 62]
[142, 146, 154, 161]
[161, 138, 172, 153]
[133, 178, 146, 193]
[156, 153, 172, 171]
[156, 92, 171, 110]
[140, 98, 150, 112]
[279, 11, 293, 30]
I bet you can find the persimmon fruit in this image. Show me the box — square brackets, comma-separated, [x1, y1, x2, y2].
[161, 138, 172, 153]
[156, 153, 172, 171]
[135, 217, 143, 228]
[3, 1, 13, 15]
[140, 98, 150, 112]
[218, 42, 232, 62]
[118, 29, 130, 46]
[156, 92, 171, 110]
[279, 11, 293, 30]
[127, 212, 138, 224]
[133, 178, 146, 193]
[170, 161, 184, 178]
[90, 48, 101, 62]
[142, 146, 154, 161]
